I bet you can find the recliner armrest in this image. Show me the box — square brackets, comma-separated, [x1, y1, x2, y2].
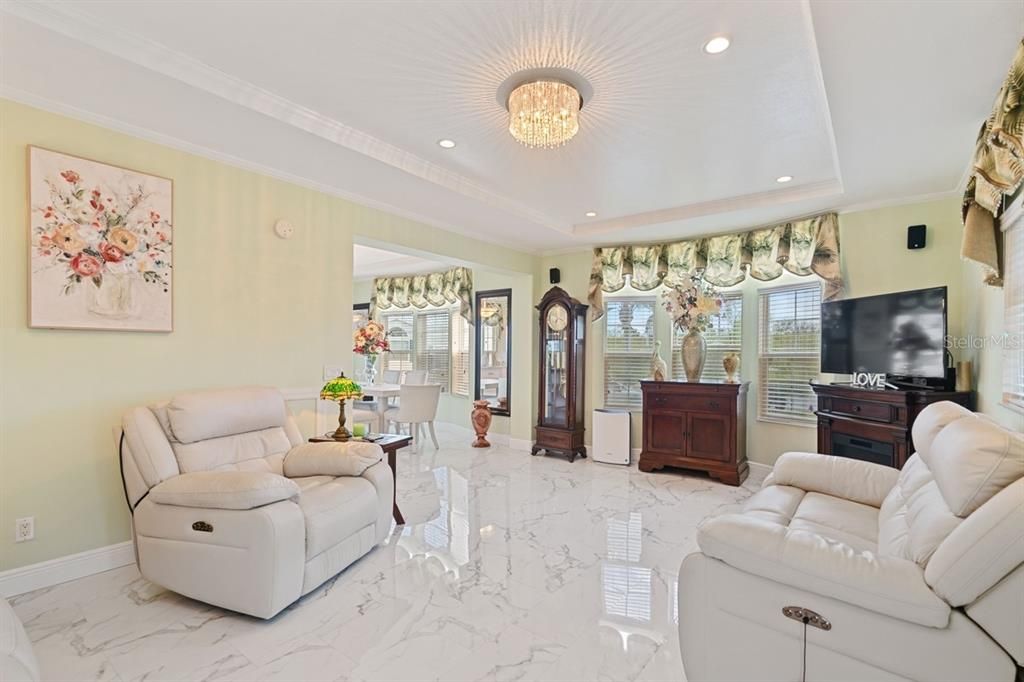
[283, 441, 383, 478]
[765, 451, 900, 507]
[697, 513, 951, 628]
[149, 471, 299, 510]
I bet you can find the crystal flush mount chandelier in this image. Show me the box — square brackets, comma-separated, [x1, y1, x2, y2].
[498, 69, 591, 149]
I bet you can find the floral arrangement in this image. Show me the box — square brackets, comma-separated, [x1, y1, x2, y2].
[32, 167, 172, 296]
[353, 320, 391, 355]
[661, 274, 723, 333]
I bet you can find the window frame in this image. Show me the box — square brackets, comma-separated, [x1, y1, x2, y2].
[451, 308, 472, 398]
[672, 290, 743, 383]
[757, 281, 822, 427]
[1001, 198, 1024, 413]
[603, 295, 657, 411]
[413, 308, 452, 391]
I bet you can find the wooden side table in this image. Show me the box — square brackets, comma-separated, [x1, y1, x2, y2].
[308, 433, 411, 525]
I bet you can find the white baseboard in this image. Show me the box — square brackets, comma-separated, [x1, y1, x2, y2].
[0, 541, 136, 598]
[747, 461, 772, 487]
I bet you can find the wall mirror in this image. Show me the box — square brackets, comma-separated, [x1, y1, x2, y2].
[475, 289, 511, 416]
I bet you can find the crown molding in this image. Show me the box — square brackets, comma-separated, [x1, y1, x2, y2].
[572, 179, 843, 236]
[4, 0, 565, 235]
[835, 188, 961, 215]
[2, 86, 542, 258]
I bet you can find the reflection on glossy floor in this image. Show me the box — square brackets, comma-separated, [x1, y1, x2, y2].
[11, 425, 754, 681]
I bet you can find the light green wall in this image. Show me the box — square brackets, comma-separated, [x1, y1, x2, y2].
[0, 99, 536, 571]
[539, 197, 973, 464]
[961, 252, 1023, 430]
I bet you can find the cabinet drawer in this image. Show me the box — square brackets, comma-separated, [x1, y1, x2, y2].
[536, 427, 572, 449]
[828, 398, 893, 423]
[646, 393, 732, 414]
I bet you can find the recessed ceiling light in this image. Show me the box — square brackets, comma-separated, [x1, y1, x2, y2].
[437, 139, 456, 149]
[776, 175, 793, 183]
[585, 211, 597, 217]
[702, 36, 731, 55]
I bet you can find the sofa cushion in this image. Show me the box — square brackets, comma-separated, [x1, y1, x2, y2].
[150, 471, 299, 510]
[878, 455, 962, 565]
[299, 477, 378, 559]
[283, 441, 383, 478]
[291, 475, 335, 492]
[742, 487, 880, 553]
[910, 401, 973, 459]
[789, 492, 879, 553]
[166, 387, 287, 444]
[172, 427, 292, 475]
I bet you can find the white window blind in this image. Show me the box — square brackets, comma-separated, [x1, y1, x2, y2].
[672, 292, 743, 382]
[452, 310, 471, 397]
[604, 298, 656, 410]
[758, 283, 821, 424]
[415, 310, 451, 390]
[1003, 215, 1023, 412]
[381, 312, 414, 372]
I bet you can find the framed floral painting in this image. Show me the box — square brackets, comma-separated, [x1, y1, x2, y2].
[28, 146, 173, 331]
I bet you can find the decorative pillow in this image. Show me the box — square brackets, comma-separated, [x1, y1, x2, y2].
[150, 471, 299, 510]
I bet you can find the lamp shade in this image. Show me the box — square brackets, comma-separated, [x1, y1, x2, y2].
[320, 374, 362, 402]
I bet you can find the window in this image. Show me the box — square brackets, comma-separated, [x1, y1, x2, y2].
[758, 283, 821, 424]
[452, 310, 471, 397]
[1003, 211, 1023, 412]
[604, 298, 656, 410]
[673, 292, 743, 382]
[414, 309, 451, 390]
[381, 312, 414, 372]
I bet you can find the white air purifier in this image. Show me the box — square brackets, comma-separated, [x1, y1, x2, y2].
[592, 408, 631, 465]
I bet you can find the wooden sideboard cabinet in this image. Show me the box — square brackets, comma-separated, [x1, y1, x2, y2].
[639, 381, 749, 486]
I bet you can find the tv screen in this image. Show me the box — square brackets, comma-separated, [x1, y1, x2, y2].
[820, 287, 947, 379]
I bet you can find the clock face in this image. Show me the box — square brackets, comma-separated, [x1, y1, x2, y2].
[546, 305, 568, 332]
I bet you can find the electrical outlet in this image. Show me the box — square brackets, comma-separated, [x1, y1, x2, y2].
[323, 365, 342, 381]
[15, 517, 34, 543]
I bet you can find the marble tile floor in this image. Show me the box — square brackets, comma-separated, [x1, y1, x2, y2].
[11, 425, 757, 682]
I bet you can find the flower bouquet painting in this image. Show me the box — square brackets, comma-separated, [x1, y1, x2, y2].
[352, 320, 390, 384]
[29, 147, 173, 331]
[662, 274, 724, 381]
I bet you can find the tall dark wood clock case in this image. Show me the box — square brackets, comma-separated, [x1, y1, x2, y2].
[532, 286, 588, 462]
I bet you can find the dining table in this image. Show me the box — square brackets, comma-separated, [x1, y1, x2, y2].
[359, 382, 402, 432]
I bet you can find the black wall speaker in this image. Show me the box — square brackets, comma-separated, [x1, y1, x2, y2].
[907, 224, 927, 249]
[549, 267, 561, 284]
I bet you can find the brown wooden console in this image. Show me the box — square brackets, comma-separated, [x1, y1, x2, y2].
[639, 381, 749, 486]
[811, 383, 973, 469]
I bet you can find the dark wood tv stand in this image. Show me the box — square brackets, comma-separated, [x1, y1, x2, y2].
[811, 383, 973, 469]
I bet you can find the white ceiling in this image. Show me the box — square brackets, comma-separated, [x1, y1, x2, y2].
[3, 0, 1021, 253]
[352, 244, 450, 281]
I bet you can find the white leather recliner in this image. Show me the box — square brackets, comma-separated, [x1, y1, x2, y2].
[119, 386, 394, 619]
[679, 401, 1024, 682]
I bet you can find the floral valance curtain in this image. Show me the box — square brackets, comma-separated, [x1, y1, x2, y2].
[588, 212, 842, 321]
[370, 266, 473, 322]
[961, 38, 1023, 287]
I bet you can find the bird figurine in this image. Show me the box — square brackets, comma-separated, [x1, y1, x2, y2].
[651, 339, 668, 382]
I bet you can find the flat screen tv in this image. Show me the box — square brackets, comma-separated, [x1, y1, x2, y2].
[820, 286, 947, 379]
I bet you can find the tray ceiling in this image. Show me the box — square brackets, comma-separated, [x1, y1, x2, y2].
[2, 0, 1020, 252]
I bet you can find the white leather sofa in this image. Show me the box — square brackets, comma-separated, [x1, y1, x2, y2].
[119, 386, 394, 619]
[679, 401, 1023, 682]
[1, 597, 39, 682]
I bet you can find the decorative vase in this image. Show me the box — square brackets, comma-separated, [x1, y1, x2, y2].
[364, 354, 378, 385]
[471, 400, 492, 448]
[723, 352, 741, 384]
[680, 328, 707, 382]
[87, 270, 139, 318]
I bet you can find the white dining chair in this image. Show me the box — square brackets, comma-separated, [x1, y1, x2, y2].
[403, 370, 428, 385]
[351, 397, 379, 429]
[383, 370, 402, 384]
[383, 384, 441, 449]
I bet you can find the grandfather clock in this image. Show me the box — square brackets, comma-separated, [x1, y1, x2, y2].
[533, 286, 588, 462]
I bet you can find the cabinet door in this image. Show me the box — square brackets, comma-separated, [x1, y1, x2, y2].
[686, 412, 732, 462]
[646, 410, 686, 456]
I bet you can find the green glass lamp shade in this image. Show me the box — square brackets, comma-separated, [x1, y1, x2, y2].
[320, 374, 362, 402]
